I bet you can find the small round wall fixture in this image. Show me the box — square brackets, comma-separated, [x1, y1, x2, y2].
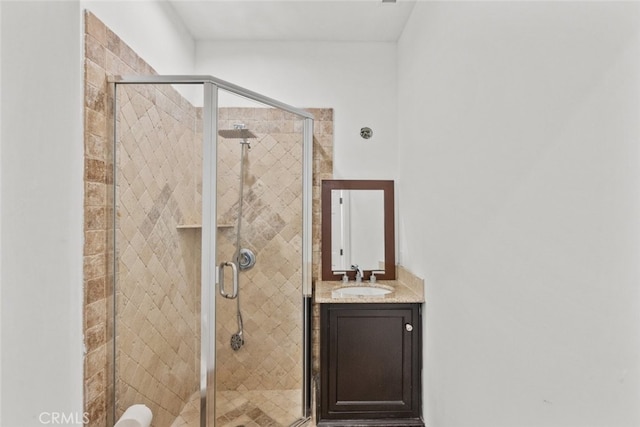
[360, 127, 373, 140]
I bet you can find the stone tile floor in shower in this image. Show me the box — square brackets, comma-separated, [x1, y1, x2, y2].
[171, 389, 315, 427]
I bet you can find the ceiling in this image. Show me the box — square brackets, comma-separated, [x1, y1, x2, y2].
[167, 0, 417, 42]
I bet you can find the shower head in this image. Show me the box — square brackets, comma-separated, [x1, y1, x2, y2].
[218, 128, 257, 139]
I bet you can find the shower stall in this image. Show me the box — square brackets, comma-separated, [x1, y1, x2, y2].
[110, 76, 313, 427]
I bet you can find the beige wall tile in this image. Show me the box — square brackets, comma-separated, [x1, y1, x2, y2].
[84, 230, 106, 256]
[85, 60, 106, 89]
[85, 344, 107, 379]
[85, 277, 106, 305]
[84, 254, 106, 281]
[85, 182, 106, 207]
[85, 205, 106, 230]
[85, 299, 106, 330]
[85, 158, 106, 183]
[85, 12, 106, 46]
[85, 35, 106, 69]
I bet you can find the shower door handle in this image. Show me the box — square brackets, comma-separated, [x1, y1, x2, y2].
[218, 261, 239, 299]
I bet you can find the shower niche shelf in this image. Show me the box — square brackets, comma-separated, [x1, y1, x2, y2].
[176, 224, 201, 229]
[176, 223, 234, 229]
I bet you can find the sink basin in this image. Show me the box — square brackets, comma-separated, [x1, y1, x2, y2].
[332, 285, 393, 298]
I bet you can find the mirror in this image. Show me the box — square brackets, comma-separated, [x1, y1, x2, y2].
[330, 189, 384, 271]
[322, 180, 395, 281]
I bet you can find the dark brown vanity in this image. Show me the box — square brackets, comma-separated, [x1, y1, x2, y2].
[316, 180, 425, 427]
[319, 303, 423, 426]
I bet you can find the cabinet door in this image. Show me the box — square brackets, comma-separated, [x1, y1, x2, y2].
[320, 303, 421, 420]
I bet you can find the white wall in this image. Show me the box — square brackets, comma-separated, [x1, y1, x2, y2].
[398, 2, 640, 426]
[0, 1, 196, 425]
[83, 0, 199, 103]
[0, 1, 84, 425]
[0, 3, 3, 422]
[82, 0, 196, 76]
[196, 41, 398, 179]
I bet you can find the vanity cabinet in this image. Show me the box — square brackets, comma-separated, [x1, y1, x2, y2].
[319, 303, 423, 426]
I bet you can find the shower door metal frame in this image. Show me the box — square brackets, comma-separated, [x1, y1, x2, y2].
[112, 75, 314, 426]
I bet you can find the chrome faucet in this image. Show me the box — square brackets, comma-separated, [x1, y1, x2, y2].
[351, 264, 363, 283]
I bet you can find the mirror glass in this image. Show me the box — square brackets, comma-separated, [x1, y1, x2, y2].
[322, 180, 395, 281]
[330, 189, 384, 271]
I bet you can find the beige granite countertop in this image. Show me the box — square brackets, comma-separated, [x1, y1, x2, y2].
[314, 266, 425, 304]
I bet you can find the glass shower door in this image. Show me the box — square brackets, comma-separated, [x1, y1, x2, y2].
[113, 82, 204, 427]
[213, 89, 307, 427]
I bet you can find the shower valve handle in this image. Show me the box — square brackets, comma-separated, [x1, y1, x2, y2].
[218, 261, 239, 299]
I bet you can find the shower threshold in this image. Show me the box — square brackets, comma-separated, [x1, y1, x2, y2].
[171, 390, 313, 427]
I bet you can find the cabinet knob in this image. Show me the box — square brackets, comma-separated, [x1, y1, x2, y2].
[405, 323, 413, 332]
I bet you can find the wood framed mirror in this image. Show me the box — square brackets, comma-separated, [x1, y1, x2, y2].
[321, 180, 395, 281]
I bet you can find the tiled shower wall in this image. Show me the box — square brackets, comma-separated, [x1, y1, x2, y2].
[310, 111, 333, 379]
[84, 11, 156, 426]
[215, 107, 333, 395]
[83, 11, 333, 426]
[84, 12, 203, 426]
[215, 109, 305, 392]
